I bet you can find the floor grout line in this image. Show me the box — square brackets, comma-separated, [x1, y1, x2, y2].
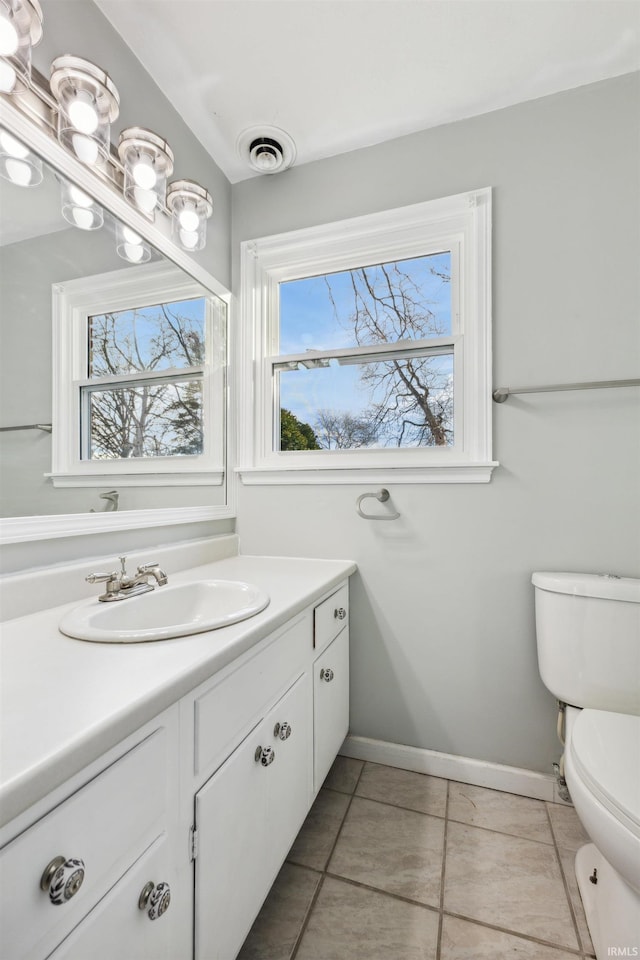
[545, 802, 589, 956]
[435, 778, 450, 960]
[290, 761, 366, 959]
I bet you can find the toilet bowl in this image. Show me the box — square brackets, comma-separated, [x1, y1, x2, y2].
[564, 707, 640, 952]
[532, 572, 640, 958]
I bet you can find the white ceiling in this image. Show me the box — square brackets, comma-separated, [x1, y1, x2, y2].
[95, 0, 640, 183]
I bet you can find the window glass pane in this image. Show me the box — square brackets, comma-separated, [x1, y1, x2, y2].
[279, 253, 451, 355]
[84, 378, 203, 459]
[277, 350, 453, 450]
[88, 297, 206, 377]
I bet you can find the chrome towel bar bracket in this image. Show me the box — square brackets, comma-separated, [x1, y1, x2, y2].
[356, 488, 400, 521]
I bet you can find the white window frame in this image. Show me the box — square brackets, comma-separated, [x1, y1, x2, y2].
[50, 261, 226, 488]
[238, 188, 496, 484]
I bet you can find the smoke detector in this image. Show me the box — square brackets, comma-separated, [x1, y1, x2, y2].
[237, 125, 296, 175]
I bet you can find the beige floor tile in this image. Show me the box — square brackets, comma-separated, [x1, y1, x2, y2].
[448, 781, 554, 844]
[328, 796, 444, 906]
[296, 876, 439, 960]
[444, 821, 579, 950]
[287, 788, 350, 870]
[546, 802, 591, 851]
[440, 915, 580, 959]
[356, 762, 448, 817]
[322, 755, 364, 794]
[237, 862, 320, 960]
[557, 846, 595, 956]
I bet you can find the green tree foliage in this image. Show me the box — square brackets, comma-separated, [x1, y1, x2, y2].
[280, 408, 320, 451]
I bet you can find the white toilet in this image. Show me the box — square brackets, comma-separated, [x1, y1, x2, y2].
[532, 572, 640, 958]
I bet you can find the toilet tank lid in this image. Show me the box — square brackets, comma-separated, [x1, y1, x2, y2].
[532, 572, 640, 602]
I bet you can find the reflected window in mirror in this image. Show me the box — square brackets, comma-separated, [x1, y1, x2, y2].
[50, 262, 226, 489]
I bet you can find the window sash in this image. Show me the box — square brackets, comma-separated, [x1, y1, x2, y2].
[79, 370, 206, 462]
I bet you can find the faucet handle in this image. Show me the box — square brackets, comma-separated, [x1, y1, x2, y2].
[85, 571, 117, 584]
[137, 561, 160, 572]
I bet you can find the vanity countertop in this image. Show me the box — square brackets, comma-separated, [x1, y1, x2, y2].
[0, 554, 356, 829]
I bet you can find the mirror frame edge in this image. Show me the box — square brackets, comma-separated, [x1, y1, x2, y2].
[0, 96, 236, 545]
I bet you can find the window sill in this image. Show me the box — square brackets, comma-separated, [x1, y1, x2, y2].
[47, 471, 224, 488]
[236, 463, 498, 485]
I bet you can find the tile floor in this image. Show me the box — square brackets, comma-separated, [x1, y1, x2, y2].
[238, 756, 595, 960]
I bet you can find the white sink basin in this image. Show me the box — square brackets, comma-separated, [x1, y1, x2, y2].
[59, 580, 270, 643]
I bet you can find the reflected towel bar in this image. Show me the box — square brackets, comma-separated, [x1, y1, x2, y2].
[492, 378, 640, 403]
[0, 423, 52, 433]
[356, 488, 400, 521]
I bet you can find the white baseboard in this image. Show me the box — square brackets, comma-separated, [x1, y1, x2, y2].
[341, 735, 567, 803]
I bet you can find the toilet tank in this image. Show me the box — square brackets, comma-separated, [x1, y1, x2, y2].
[532, 572, 640, 715]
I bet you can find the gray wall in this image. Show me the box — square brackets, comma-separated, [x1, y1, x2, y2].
[233, 74, 640, 774]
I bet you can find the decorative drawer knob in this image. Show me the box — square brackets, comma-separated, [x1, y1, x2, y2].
[334, 607, 347, 620]
[273, 722, 292, 740]
[254, 745, 275, 766]
[320, 668, 334, 682]
[138, 881, 171, 919]
[41, 856, 85, 905]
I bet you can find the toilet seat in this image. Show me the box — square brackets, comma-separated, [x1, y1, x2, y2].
[570, 709, 640, 840]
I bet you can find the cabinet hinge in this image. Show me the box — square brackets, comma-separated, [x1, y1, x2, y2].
[189, 826, 199, 861]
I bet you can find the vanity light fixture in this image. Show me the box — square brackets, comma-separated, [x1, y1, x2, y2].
[166, 179, 212, 252]
[59, 177, 103, 231]
[0, 0, 42, 95]
[50, 55, 119, 167]
[118, 126, 173, 217]
[0, 127, 42, 184]
[116, 222, 151, 264]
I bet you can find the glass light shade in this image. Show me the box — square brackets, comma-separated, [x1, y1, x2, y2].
[0, 128, 42, 185]
[50, 56, 119, 167]
[118, 127, 174, 218]
[0, 0, 42, 95]
[166, 179, 213, 252]
[115, 222, 151, 264]
[59, 178, 104, 231]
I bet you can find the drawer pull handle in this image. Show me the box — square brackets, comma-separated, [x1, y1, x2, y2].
[255, 745, 275, 766]
[320, 668, 335, 682]
[273, 721, 292, 740]
[41, 856, 85, 905]
[139, 881, 171, 919]
[334, 607, 347, 621]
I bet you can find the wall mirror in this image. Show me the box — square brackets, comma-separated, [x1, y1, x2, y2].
[0, 99, 232, 545]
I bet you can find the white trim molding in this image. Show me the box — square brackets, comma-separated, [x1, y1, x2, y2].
[238, 189, 497, 485]
[341, 735, 568, 804]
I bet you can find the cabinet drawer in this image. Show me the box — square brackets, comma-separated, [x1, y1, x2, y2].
[314, 627, 350, 791]
[194, 612, 310, 780]
[0, 730, 168, 960]
[47, 836, 176, 960]
[313, 583, 348, 655]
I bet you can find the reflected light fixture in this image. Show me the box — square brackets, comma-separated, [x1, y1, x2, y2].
[0, 127, 42, 185]
[50, 55, 119, 166]
[59, 177, 103, 231]
[116, 222, 151, 264]
[166, 179, 212, 251]
[0, 0, 42, 95]
[118, 126, 173, 217]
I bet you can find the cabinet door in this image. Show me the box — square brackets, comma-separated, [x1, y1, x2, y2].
[264, 672, 313, 880]
[194, 674, 312, 960]
[194, 717, 268, 960]
[47, 836, 177, 960]
[314, 627, 349, 791]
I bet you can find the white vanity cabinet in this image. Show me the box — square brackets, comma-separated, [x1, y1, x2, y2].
[0, 574, 351, 960]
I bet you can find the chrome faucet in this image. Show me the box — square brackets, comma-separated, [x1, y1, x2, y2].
[86, 556, 168, 602]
